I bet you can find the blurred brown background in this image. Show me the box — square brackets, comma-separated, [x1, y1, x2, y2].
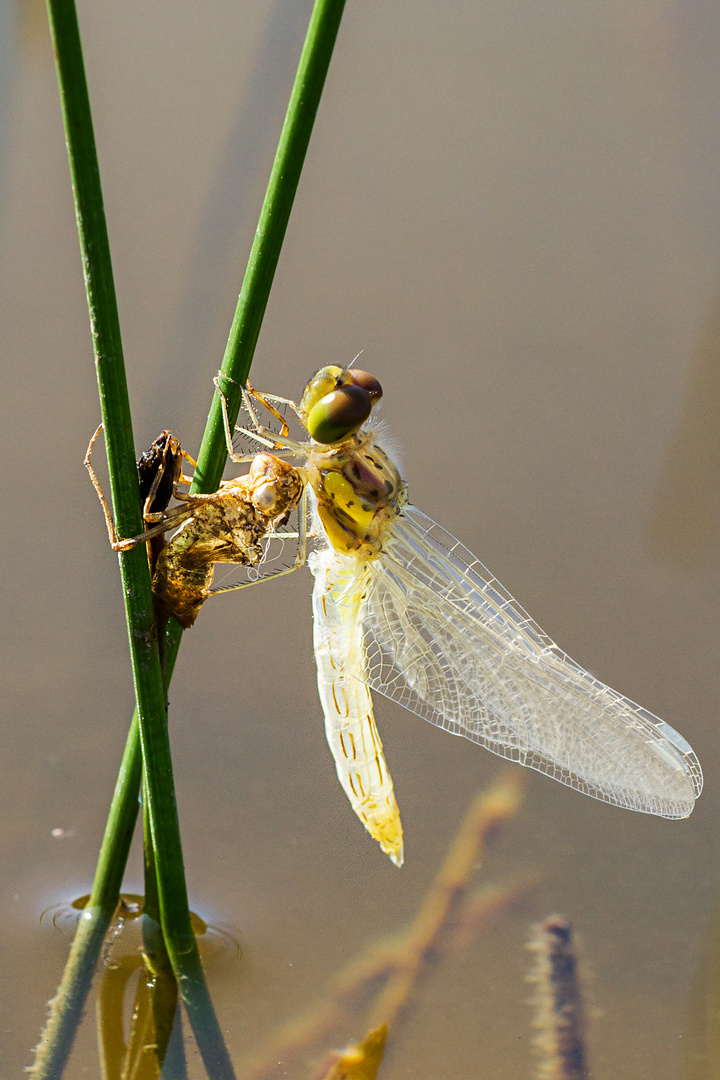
[1, 0, 719, 1075]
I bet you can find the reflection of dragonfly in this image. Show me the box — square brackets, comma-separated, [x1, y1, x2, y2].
[216, 367, 703, 867]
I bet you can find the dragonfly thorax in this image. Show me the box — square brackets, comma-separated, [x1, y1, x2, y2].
[307, 433, 406, 557]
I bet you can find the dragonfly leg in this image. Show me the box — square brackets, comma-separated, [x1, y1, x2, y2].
[85, 424, 119, 545]
[244, 379, 289, 437]
[215, 370, 305, 423]
[245, 383, 306, 425]
[215, 374, 308, 462]
[84, 425, 192, 552]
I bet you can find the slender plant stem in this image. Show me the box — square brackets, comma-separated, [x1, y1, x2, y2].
[193, 0, 348, 496]
[142, 773, 174, 988]
[153, 7, 347, 1061]
[35, 0, 347, 1074]
[29, 715, 141, 1079]
[39, 0, 232, 1075]
[89, 712, 144, 907]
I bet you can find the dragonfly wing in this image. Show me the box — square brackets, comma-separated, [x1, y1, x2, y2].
[359, 504, 702, 818]
[310, 547, 404, 865]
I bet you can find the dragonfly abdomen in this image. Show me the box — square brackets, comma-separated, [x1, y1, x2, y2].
[310, 549, 404, 866]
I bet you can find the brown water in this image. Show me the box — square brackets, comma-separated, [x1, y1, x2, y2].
[2, 0, 720, 1075]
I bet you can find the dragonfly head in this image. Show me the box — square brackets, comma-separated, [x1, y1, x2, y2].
[301, 365, 383, 445]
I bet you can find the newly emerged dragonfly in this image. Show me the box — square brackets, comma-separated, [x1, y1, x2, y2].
[214, 366, 702, 867]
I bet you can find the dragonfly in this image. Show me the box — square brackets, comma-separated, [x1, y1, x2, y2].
[214, 366, 703, 867]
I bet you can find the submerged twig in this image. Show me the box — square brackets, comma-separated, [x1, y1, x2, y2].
[527, 916, 591, 1080]
[367, 771, 527, 1032]
[242, 771, 530, 1079]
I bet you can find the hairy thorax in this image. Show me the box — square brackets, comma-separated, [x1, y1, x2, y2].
[306, 432, 406, 557]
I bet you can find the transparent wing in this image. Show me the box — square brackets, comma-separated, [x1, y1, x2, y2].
[359, 504, 702, 818]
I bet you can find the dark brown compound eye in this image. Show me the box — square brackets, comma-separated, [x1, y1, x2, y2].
[307, 384, 373, 444]
[348, 369, 383, 402]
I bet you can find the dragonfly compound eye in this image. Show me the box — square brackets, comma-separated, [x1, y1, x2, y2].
[300, 365, 347, 416]
[307, 384, 373, 444]
[348, 369, 383, 403]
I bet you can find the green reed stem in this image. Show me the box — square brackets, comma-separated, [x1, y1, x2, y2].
[29, 715, 141, 1079]
[38, 0, 232, 1076]
[35, 0, 347, 1074]
[193, 0, 347, 496]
